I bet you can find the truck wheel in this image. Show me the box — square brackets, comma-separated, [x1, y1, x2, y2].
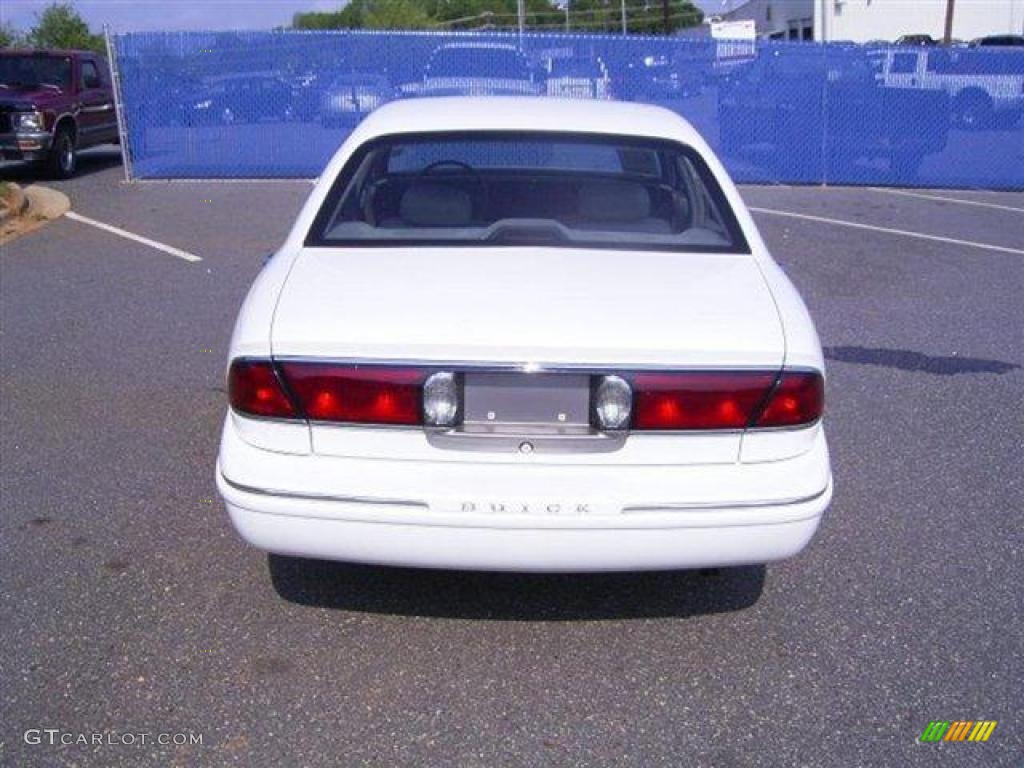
[45, 126, 77, 179]
[955, 91, 993, 130]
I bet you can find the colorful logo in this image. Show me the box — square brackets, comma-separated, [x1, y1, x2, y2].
[920, 720, 997, 743]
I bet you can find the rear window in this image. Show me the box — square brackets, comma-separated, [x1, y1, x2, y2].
[308, 132, 747, 253]
[0, 55, 73, 89]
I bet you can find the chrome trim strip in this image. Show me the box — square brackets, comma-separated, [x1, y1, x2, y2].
[427, 425, 627, 454]
[221, 473, 828, 513]
[229, 408, 820, 436]
[271, 355, 818, 375]
[220, 473, 427, 508]
[621, 485, 830, 513]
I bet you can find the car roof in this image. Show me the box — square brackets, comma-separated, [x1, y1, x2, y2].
[0, 48, 97, 57]
[352, 97, 703, 145]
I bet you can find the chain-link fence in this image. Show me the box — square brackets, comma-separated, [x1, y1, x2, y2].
[113, 30, 1024, 188]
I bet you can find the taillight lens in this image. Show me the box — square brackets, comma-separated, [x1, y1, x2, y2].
[228, 359, 297, 419]
[755, 371, 824, 427]
[228, 360, 823, 431]
[633, 372, 777, 430]
[279, 363, 425, 425]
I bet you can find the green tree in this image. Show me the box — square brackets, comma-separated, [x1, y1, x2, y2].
[564, 0, 703, 35]
[364, 0, 434, 28]
[422, 0, 562, 29]
[1, 22, 24, 47]
[294, 0, 700, 33]
[295, 0, 432, 30]
[27, 2, 105, 52]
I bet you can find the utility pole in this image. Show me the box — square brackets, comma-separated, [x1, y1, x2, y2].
[621, 0, 627, 34]
[662, 0, 670, 35]
[517, 0, 526, 36]
[943, 0, 956, 45]
[565, 0, 569, 32]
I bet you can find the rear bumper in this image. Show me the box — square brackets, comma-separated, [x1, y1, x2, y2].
[220, 484, 829, 572]
[217, 417, 832, 572]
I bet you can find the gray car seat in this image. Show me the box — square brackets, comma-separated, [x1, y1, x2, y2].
[574, 181, 672, 234]
[380, 182, 474, 228]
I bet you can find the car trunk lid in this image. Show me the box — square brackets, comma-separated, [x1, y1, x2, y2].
[271, 246, 784, 465]
[272, 246, 784, 369]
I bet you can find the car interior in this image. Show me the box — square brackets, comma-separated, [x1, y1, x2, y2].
[315, 136, 741, 250]
[373, 176, 679, 234]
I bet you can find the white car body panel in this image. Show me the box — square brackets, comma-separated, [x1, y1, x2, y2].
[218, 97, 832, 572]
[272, 247, 784, 367]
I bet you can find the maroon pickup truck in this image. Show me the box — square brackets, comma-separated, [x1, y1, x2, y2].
[1, 49, 119, 178]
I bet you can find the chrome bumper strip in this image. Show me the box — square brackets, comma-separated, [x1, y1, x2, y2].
[220, 474, 428, 508]
[220, 472, 828, 513]
[621, 484, 831, 513]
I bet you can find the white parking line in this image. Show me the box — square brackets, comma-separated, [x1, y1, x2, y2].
[64, 211, 202, 263]
[867, 187, 1024, 213]
[748, 207, 1024, 256]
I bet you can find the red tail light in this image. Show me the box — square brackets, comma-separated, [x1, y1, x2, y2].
[228, 359, 823, 431]
[631, 370, 823, 430]
[755, 371, 824, 427]
[228, 359, 297, 419]
[633, 372, 777, 430]
[279, 363, 425, 425]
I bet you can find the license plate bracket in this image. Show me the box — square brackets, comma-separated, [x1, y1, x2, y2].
[462, 372, 590, 428]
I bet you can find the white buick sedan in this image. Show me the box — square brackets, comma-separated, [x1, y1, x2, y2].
[216, 97, 832, 572]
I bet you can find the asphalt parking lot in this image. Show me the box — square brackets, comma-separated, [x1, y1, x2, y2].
[2, 148, 1022, 767]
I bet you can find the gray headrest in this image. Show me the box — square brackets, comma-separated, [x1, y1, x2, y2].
[578, 182, 651, 222]
[400, 183, 472, 227]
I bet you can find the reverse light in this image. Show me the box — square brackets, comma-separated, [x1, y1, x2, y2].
[593, 375, 632, 430]
[423, 371, 460, 427]
[228, 359, 297, 419]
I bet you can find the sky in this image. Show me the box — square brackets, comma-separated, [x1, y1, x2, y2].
[2, 0, 728, 33]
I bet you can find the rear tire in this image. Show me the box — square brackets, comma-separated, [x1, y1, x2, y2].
[45, 125, 77, 179]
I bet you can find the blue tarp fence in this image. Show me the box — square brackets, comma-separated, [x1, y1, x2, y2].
[113, 30, 1024, 188]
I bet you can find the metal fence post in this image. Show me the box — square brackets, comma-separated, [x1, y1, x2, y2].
[819, 42, 829, 186]
[104, 24, 134, 183]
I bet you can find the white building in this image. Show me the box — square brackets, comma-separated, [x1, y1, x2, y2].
[715, 0, 1024, 42]
[717, 0, 814, 41]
